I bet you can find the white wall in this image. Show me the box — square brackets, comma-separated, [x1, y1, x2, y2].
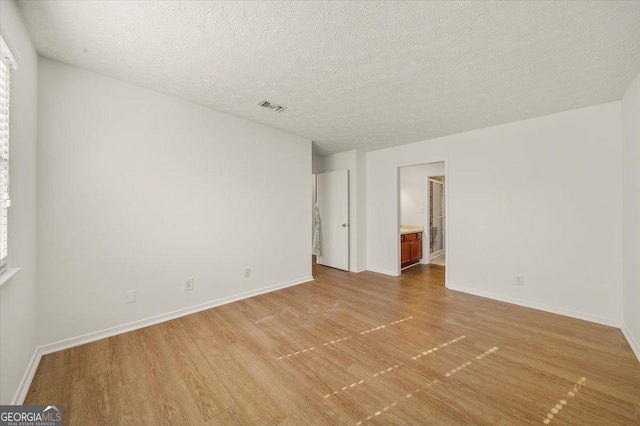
[622, 69, 640, 359]
[367, 102, 623, 326]
[323, 150, 366, 272]
[37, 58, 312, 348]
[312, 154, 324, 174]
[0, 0, 39, 404]
[400, 162, 445, 263]
[400, 163, 445, 226]
[400, 165, 426, 227]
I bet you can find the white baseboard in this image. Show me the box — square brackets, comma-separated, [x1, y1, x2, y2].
[10, 275, 312, 404]
[366, 267, 399, 277]
[11, 275, 313, 404]
[447, 284, 621, 328]
[38, 276, 313, 356]
[11, 347, 41, 405]
[349, 266, 366, 273]
[621, 323, 640, 363]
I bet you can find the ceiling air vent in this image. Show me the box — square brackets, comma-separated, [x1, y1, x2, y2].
[258, 100, 286, 113]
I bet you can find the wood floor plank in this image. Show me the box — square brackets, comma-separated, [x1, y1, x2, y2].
[25, 264, 640, 425]
[194, 340, 287, 425]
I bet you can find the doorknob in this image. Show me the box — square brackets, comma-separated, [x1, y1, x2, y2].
[342, 223, 348, 227]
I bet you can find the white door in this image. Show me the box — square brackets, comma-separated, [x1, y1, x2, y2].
[317, 170, 349, 271]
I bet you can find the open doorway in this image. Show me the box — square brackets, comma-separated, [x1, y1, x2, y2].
[311, 152, 351, 273]
[312, 173, 318, 266]
[398, 162, 446, 279]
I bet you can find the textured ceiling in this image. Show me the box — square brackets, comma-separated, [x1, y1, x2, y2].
[17, 1, 640, 155]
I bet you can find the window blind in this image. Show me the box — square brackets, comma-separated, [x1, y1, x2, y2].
[0, 38, 15, 274]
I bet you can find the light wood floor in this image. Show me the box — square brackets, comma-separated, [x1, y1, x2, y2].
[26, 264, 640, 425]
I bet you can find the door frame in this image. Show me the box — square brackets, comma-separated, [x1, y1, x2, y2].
[428, 176, 445, 257]
[396, 160, 449, 287]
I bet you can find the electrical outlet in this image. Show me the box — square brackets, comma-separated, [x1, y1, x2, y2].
[515, 276, 524, 286]
[126, 290, 136, 303]
[184, 278, 194, 291]
[244, 268, 251, 278]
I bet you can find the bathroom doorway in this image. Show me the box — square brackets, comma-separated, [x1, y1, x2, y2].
[398, 162, 445, 275]
[429, 176, 445, 266]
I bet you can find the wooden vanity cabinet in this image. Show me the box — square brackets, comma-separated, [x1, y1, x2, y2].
[401, 232, 423, 268]
[401, 238, 411, 268]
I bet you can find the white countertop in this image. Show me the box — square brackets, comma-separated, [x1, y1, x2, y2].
[400, 225, 424, 235]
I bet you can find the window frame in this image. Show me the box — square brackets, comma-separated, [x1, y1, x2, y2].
[0, 33, 18, 277]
